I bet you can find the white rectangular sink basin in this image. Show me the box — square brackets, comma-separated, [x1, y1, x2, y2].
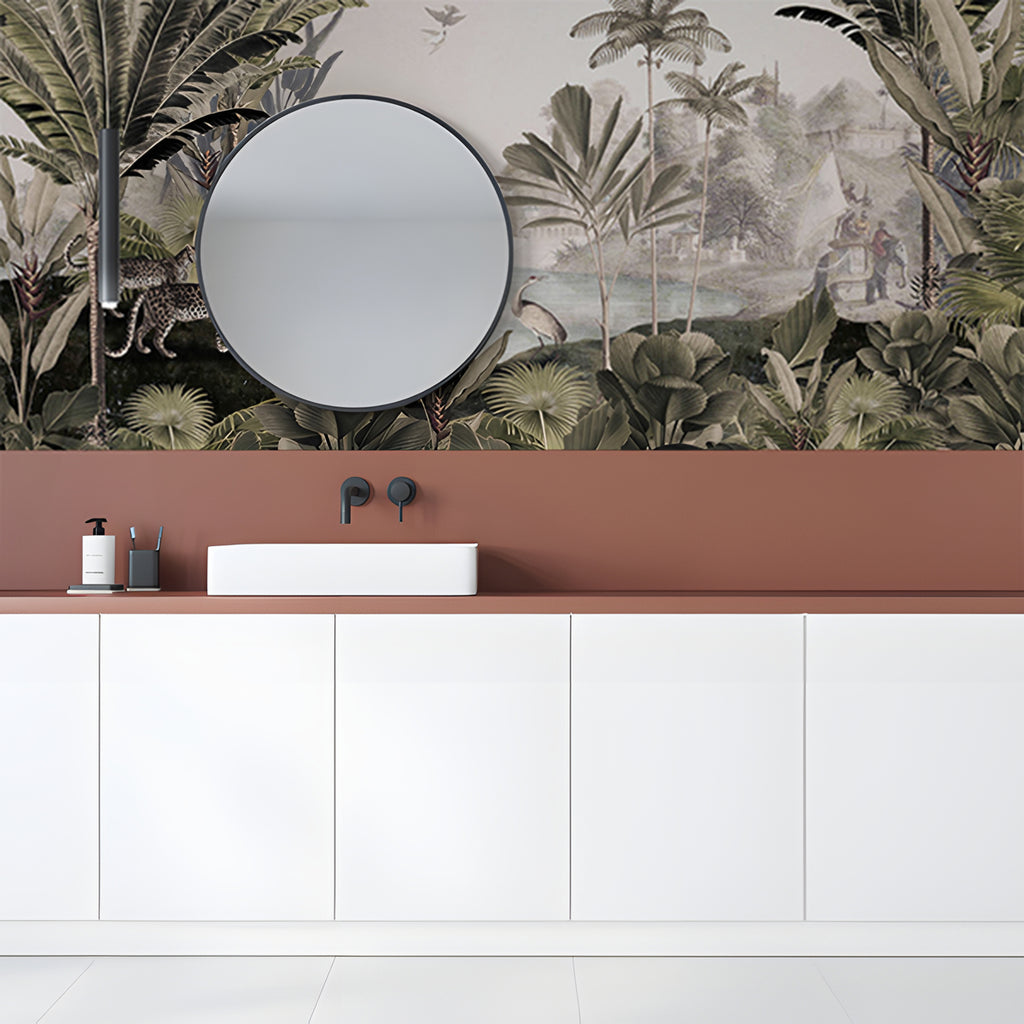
[207, 543, 477, 596]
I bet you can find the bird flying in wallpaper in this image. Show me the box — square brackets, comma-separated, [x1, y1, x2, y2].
[422, 4, 466, 53]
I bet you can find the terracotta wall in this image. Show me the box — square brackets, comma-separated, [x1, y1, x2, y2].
[1, 451, 1022, 593]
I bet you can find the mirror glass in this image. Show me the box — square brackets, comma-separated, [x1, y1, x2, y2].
[196, 95, 512, 411]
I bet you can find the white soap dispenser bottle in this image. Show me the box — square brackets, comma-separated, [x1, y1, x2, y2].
[82, 517, 115, 585]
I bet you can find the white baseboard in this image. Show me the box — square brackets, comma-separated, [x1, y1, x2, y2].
[2, 921, 1024, 957]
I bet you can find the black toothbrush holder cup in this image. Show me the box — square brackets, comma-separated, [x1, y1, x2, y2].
[127, 525, 163, 591]
[128, 549, 160, 591]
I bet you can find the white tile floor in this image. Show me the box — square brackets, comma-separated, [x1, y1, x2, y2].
[3, 956, 1024, 1023]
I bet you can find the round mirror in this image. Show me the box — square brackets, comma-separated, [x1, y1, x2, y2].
[196, 95, 512, 411]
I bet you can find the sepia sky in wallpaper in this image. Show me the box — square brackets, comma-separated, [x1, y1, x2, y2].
[0, 0, 1021, 452]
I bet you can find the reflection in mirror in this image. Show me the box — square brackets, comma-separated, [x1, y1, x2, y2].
[197, 95, 512, 411]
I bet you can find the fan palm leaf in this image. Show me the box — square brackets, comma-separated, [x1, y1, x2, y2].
[159, 193, 206, 255]
[827, 374, 907, 448]
[122, 382, 214, 450]
[484, 363, 591, 449]
[861, 415, 943, 449]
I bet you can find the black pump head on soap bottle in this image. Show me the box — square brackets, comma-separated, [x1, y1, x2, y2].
[85, 517, 108, 535]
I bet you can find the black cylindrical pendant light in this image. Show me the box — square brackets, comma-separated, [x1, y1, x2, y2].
[98, 127, 119, 310]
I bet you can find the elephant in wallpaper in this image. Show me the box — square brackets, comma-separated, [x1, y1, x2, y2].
[0, 0, 1021, 451]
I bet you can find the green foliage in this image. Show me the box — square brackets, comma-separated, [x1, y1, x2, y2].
[256, 398, 431, 451]
[416, 332, 511, 450]
[119, 383, 213, 450]
[943, 179, 1024, 326]
[0, 384, 99, 449]
[859, 310, 969, 405]
[743, 293, 943, 449]
[0, 159, 89, 430]
[0, 0, 368, 185]
[563, 402, 631, 450]
[826, 373, 911, 448]
[771, 290, 839, 367]
[742, 291, 843, 449]
[596, 330, 743, 448]
[484, 362, 592, 449]
[947, 325, 1024, 448]
[109, 383, 274, 450]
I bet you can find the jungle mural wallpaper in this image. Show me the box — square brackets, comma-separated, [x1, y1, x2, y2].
[0, 0, 1023, 451]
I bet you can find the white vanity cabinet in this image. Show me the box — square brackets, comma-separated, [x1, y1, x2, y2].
[570, 614, 805, 921]
[335, 614, 570, 921]
[0, 615, 99, 920]
[806, 614, 1024, 921]
[99, 615, 334, 921]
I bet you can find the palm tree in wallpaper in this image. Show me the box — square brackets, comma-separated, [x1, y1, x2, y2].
[660, 62, 765, 333]
[501, 84, 694, 372]
[569, 0, 730, 333]
[0, 0, 364, 431]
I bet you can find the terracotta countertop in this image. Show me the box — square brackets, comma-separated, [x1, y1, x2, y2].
[5, 591, 1024, 613]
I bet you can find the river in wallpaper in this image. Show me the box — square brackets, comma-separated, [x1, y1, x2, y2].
[493, 269, 746, 357]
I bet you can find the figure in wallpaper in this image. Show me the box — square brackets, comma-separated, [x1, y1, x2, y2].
[422, 5, 466, 53]
[865, 222, 906, 305]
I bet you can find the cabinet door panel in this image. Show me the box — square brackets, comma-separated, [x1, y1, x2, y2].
[572, 614, 804, 921]
[0, 615, 98, 920]
[101, 615, 334, 921]
[336, 614, 569, 921]
[807, 614, 1024, 921]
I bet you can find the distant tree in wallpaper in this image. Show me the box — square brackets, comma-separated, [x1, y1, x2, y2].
[659, 61, 769, 331]
[2, 0, 1024, 450]
[569, 0, 731, 331]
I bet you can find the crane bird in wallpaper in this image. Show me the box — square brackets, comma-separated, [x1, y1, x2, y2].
[422, 4, 466, 53]
[512, 275, 568, 347]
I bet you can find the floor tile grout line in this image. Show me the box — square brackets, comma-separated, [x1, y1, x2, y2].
[36, 958, 95, 1023]
[570, 955, 583, 1024]
[813, 959, 857, 1024]
[307, 956, 336, 1024]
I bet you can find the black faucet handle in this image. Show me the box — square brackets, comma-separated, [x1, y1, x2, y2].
[387, 477, 417, 523]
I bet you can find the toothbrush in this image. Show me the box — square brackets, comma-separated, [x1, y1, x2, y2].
[156, 526, 163, 552]
[130, 526, 136, 550]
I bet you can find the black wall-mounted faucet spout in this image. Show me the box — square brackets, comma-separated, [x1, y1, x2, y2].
[340, 476, 370, 524]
